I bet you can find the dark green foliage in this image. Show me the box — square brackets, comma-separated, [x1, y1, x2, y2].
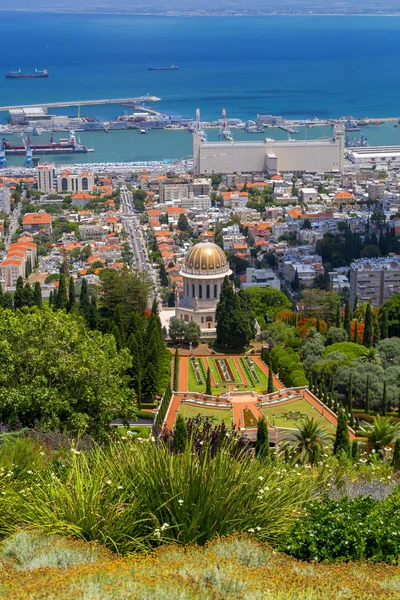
[392, 439, 400, 470]
[351, 439, 359, 461]
[282, 495, 400, 563]
[87, 296, 99, 330]
[267, 357, 274, 394]
[363, 303, 373, 348]
[335, 303, 341, 328]
[22, 283, 34, 307]
[380, 308, 389, 339]
[255, 417, 269, 458]
[13, 276, 24, 310]
[142, 362, 159, 402]
[174, 413, 187, 453]
[343, 300, 351, 339]
[347, 372, 353, 412]
[67, 276, 76, 313]
[33, 282, 42, 308]
[381, 381, 387, 416]
[271, 346, 308, 388]
[216, 277, 255, 349]
[333, 409, 350, 458]
[79, 278, 90, 315]
[48, 290, 54, 308]
[173, 348, 179, 391]
[55, 274, 68, 311]
[205, 367, 212, 396]
[365, 375, 370, 414]
[292, 269, 300, 291]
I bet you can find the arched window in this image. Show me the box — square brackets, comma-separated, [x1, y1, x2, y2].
[184, 315, 189, 322]
[199, 285, 202, 299]
[206, 284, 210, 299]
[214, 284, 218, 298]
[82, 177, 88, 191]
[192, 284, 195, 297]
[61, 178, 68, 191]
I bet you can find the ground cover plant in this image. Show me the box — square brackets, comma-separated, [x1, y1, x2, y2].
[1, 534, 399, 600]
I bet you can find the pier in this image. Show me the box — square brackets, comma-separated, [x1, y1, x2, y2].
[0, 96, 161, 113]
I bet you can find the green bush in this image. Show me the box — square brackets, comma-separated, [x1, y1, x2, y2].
[135, 410, 155, 421]
[282, 493, 400, 564]
[323, 342, 368, 361]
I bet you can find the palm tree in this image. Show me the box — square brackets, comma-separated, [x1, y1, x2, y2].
[360, 347, 381, 364]
[302, 327, 318, 343]
[280, 417, 332, 465]
[353, 302, 368, 320]
[360, 415, 400, 453]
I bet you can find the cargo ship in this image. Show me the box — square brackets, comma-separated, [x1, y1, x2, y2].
[148, 65, 178, 71]
[2, 132, 89, 155]
[6, 68, 49, 79]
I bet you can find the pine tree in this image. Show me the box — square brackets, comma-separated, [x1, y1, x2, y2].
[333, 409, 350, 458]
[174, 413, 187, 453]
[392, 439, 400, 470]
[365, 375, 370, 414]
[268, 356, 274, 394]
[33, 282, 42, 308]
[55, 274, 68, 310]
[79, 278, 90, 315]
[127, 331, 144, 409]
[363, 303, 373, 348]
[351, 439, 359, 461]
[67, 276, 76, 313]
[381, 381, 387, 416]
[344, 300, 351, 339]
[13, 276, 24, 310]
[255, 417, 269, 458]
[205, 367, 212, 396]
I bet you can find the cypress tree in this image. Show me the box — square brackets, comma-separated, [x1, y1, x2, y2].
[205, 367, 212, 396]
[13, 276, 24, 310]
[111, 324, 123, 350]
[127, 331, 143, 409]
[348, 372, 353, 412]
[316, 316, 321, 332]
[48, 290, 54, 308]
[344, 300, 351, 339]
[381, 309, 389, 339]
[363, 303, 373, 348]
[55, 274, 68, 310]
[365, 375, 370, 414]
[2, 292, 13, 310]
[255, 417, 269, 458]
[353, 319, 359, 344]
[87, 296, 99, 330]
[67, 276, 76, 313]
[335, 303, 341, 328]
[355, 416, 360, 431]
[392, 439, 400, 470]
[22, 283, 34, 307]
[333, 409, 350, 458]
[0, 284, 4, 308]
[292, 269, 300, 291]
[373, 321, 380, 345]
[173, 348, 179, 391]
[33, 282, 42, 308]
[351, 439, 359, 461]
[174, 413, 187, 453]
[381, 381, 387, 416]
[79, 278, 90, 315]
[333, 397, 338, 413]
[142, 361, 159, 403]
[268, 357, 274, 394]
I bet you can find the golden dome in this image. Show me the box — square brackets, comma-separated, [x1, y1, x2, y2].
[183, 242, 229, 275]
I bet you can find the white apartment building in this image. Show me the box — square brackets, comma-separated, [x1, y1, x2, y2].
[222, 224, 246, 251]
[180, 195, 212, 210]
[0, 185, 11, 215]
[37, 162, 56, 194]
[368, 181, 386, 200]
[350, 256, 400, 308]
[300, 188, 319, 203]
[242, 267, 281, 290]
[192, 178, 212, 197]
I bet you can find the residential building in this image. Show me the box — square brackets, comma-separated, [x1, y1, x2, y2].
[368, 181, 386, 200]
[300, 188, 318, 203]
[181, 195, 212, 210]
[0, 184, 11, 215]
[22, 212, 52, 235]
[37, 162, 56, 194]
[192, 178, 212, 197]
[79, 224, 107, 241]
[242, 268, 281, 290]
[221, 224, 246, 251]
[349, 256, 400, 308]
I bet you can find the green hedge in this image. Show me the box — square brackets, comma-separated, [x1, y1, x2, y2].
[136, 410, 155, 421]
[271, 346, 308, 388]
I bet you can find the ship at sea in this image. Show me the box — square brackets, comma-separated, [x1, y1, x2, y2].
[6, 68, 49, 79]
[2, 132, 90, 155]
[148, 65, 178, 71]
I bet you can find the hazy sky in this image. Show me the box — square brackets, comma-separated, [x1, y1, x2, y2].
[1, 0, 400, 8]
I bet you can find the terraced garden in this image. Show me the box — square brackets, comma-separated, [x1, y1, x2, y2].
[179, 403, 233, 424]
[261, 398, 336, 434]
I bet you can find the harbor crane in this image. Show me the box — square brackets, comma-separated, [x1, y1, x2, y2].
[194, 108, 207, 142]
[218, 108, 233, 142]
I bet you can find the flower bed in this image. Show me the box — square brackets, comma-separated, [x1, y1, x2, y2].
[190, 357, 203, 385]
[216, 359, 234, 383]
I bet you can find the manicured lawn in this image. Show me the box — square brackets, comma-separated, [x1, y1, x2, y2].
[187, 359, 206, 394]
[261, 398, 336, 434]
[179, 403, 233, 424]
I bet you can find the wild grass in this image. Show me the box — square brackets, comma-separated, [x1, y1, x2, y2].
[0, 437, 319, 553]
[0, 534, 399, 600]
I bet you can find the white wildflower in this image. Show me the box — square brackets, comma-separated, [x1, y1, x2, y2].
[161, 523, 169, 531]
[178, 499, 184, 505]
[106, 480, 112, 485]
[248, 528, 255, 533]
[258, 476, 264, 481]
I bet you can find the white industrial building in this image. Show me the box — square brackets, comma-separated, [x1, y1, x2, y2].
[347, 146, 400, 168]
[193, 125, 345, 175]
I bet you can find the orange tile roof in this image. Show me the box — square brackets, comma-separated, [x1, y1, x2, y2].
[335, 191, 354, 199]
[22, 213, 51, 225]
[289, 209, 301, 219]
[1, 259, 23, 266]
[72, 193, 93, 199]
[165, 207, 187, 214]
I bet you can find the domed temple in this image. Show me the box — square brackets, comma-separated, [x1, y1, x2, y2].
[175, 242, 232, 335]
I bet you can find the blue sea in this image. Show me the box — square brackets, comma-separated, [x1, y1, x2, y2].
[1, 12, 400, 163]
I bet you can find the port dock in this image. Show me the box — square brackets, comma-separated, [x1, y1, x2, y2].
[0, 96, 161, 113]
